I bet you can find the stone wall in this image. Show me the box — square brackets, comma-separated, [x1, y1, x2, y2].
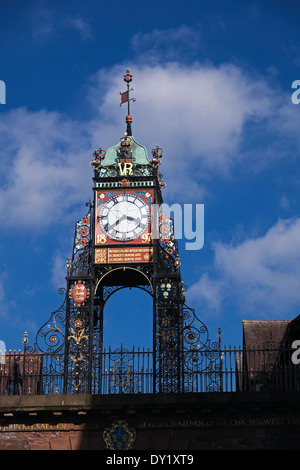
[0, 392, 300, 450]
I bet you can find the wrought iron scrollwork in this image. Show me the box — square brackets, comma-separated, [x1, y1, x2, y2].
[157, 214, 181, 273]
[183, 304, 222, 392]
[64, 279, 93, 394]
[153, 277, 183, 393]
[21, 288, 67, 395]
[70, 205, 92, 277]
[27, 287, 66, 354]
[102, 284, 152, 305]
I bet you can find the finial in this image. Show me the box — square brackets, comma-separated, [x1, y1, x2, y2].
[22, 331, 28, 346]
[218, 328, 222, 346]
[123, 68, 133, 83]
[66, 257, 71, 273]
[120, 68, 136, 136]
[90, 147, 106, 169]
[151, 146, 163, 161]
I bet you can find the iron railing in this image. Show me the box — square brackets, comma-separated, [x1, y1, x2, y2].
[0, 346, 299, 396]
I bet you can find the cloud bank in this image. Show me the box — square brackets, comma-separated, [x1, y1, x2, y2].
[187, 218, 300, 319]
[0, 58, 299, 232]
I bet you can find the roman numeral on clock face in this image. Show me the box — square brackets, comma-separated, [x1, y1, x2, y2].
[98, 193, 151, 242]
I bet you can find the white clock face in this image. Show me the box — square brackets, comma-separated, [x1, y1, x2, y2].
[98, 193, 151, 241]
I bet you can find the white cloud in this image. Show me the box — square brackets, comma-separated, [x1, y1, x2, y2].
[89, 61, 293, 200]
[29, 4, 93, 43]
[51, 251, 67, 289]
[0, 108, 91, 229]
[0, 274, 16, 322]
[30, 4, 54, 39]
[131, 25, 202, 62]
[187, 218, 300, 319]
[0, 57, 299, 230]
[66, 17, 92, 41]
[280, 194, 290, 210]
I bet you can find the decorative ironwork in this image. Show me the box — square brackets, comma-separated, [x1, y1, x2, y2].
[158, 214, 180, 272]
[70, 204, 92, 278]
[3, 344, 300, 396]
[21, 69, 226, 398]
[90, 147, 106, 171]
[64, 278, 94, 394]
[103, 345, 151, 394]
[27, 287, 66, 355]
[151, 146, 165, 189]
[73, 208, 91, 260]
[153, 277, 184, 393]
[183, 304, 221, 392]
[102, 284, 152, 305]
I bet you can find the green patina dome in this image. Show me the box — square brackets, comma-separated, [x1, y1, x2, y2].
[101, 136, 151, 167]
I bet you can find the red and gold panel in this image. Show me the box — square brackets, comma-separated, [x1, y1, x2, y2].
[95, 246, 153, 264]
[70, 283, 87, 305]
[95, 189, 153, 246]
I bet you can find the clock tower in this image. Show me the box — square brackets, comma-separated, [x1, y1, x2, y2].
[64, 69, 185, 394]
[35, 69, 220, 396]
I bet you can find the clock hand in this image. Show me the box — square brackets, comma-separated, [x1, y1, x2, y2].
[109, 214, 128, 229]
[127, 216, 141, 224]
[110, 208, 122, 218]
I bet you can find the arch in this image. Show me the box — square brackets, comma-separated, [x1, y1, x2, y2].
[95, 267, 153, 294]
[102, 287, 153, 351]
[102, 284, 152, 307]
[94, 267, 154, 351]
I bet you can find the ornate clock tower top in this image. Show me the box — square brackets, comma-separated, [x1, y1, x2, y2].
[88, 70, 174, 281]
[29, 67, 219, 396]
[90, 68, 166, 203]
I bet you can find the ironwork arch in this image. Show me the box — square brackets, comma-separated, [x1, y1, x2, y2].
[94, 266, 153, 295]
[101, 284, 153, 308]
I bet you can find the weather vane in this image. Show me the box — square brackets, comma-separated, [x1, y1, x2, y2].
[120, 68, 136, 136]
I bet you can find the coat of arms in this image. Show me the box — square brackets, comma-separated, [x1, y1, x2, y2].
[103, 420, 136, 450]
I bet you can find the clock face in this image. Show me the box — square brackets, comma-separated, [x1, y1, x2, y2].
[98, 192, 151, 242]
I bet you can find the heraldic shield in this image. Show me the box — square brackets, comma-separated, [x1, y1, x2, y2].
[103, 420, 136, 450]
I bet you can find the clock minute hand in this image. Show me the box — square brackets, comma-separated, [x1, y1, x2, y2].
[109, 214, 127, 230]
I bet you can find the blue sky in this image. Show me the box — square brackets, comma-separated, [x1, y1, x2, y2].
[1, 0, 300, 352]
